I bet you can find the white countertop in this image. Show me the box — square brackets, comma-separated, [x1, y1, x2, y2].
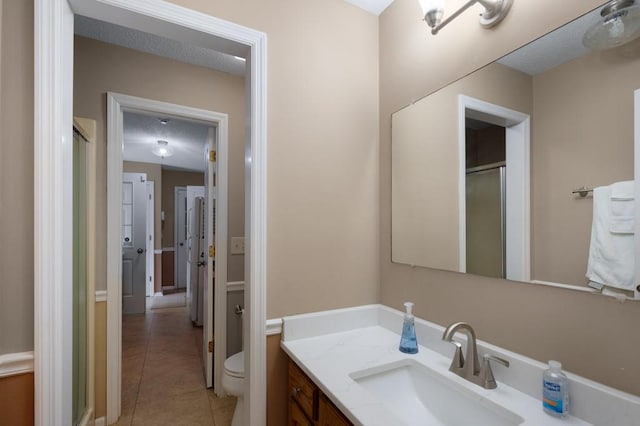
[280, 304, 640, 426]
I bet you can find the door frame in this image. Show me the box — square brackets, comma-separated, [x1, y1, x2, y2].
[146, 181, 155, 297]
[457, 95, 530, 281]
[174, 186, 187, 290]
[107, 92, 229, 417]
[34, 1, 267, 424]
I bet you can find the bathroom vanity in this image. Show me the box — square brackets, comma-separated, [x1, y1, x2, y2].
[281, 305, 640, 426]
[288, 360, 352, 425]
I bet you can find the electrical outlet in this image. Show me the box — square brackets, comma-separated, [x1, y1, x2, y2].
[231, 237, 245, 255]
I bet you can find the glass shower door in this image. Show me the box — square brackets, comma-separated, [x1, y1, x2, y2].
[465, 166, 506, 279]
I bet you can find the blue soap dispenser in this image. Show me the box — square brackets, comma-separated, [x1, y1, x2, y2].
[399, 302, 418, 354]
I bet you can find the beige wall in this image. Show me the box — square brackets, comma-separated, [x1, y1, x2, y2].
[161, 170, 205, 248]
[0, 0, 34, 354]
[531, 49, 637, 286]
[123, 161, 163, 250]
[74, 35, 246, 292]
[392, 62, 531, 270]
[380, 0, 640, 396]
[166, 0, 381, 319]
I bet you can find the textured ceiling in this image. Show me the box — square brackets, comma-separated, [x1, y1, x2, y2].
[498, 7, 600, 75]
[344, 0, 395, 15]
[74, 15, 246, 76]
[123, 112, 212, 172]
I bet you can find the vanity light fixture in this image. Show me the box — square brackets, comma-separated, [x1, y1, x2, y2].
[583, 0, 640, 50]
[152, 140, 174, 158]
[418, 0, 513, 35]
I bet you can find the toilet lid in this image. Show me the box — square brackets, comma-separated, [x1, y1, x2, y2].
[224, 351, 244, 377]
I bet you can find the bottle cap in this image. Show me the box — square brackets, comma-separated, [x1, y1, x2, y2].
[549, 360, 562, 370]
[404, 302, 414, 315]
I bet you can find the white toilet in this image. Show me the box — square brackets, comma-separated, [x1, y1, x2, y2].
[222, 351, 245, 426]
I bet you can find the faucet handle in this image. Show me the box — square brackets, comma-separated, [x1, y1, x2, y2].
[447, 339, 465, 371]
[480, 354, 510, 389]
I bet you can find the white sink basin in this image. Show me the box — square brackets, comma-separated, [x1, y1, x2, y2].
[351, 360, 524, 426]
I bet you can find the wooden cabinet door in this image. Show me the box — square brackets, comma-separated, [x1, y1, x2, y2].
[289, 361, 318, 421]
[289, 399, 313, 426]
[318, 395, 352, 426]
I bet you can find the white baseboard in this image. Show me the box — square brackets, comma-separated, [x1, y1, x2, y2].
[0, 351, 34, 378]
[94, 416, 106, 426]
[78, 407, 94, 426]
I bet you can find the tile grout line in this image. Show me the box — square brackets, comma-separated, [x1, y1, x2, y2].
[127, 308, 155, 425]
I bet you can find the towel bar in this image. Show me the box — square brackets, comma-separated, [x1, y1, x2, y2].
[572, 187, 593, 197]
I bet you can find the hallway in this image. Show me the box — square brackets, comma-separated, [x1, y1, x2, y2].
[115, 302, 235, 425]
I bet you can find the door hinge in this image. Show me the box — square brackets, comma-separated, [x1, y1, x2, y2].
[209, 245, 215, 258]
[208, 340, 214, 353]
[209, 150, 216, 162]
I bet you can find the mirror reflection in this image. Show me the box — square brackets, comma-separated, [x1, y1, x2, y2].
[391, 6, 639, 295]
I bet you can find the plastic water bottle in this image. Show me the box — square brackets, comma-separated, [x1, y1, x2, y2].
[543, 360, 569, 417]
[399, 302, 418, 354]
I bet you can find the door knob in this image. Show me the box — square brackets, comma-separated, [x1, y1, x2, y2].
[137, 248, 144, 254]
[179, 242, 184, 246]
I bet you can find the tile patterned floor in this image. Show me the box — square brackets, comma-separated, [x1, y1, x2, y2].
[114, 303, 236, 425]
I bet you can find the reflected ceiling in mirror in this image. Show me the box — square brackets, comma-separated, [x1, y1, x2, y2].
[391, 4, 639, 296]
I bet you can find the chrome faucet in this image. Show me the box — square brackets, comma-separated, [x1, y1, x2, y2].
[442, 322, 509, 389]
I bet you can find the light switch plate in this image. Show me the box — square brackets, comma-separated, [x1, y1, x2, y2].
[231, 237, 245, 255]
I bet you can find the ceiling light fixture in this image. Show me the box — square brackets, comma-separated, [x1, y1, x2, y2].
[159, 118, 169, 125]
[233, 56, 246, 62]
[418, 0, 513, 35]
[152, 140, 174, 158]
[583, 0, 640, 50]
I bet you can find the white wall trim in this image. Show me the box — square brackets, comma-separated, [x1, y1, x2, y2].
[161, 247, 175, 252]
[634, 89, 640, 300]
[266, 319, 283, 336]
[457, 95, 530, 282]
[95, 290, 107, 303]
[34, 0, 74, 424]
[0, 352, 35, 378]
[94, 416, 106, 426]
[77, 407, 93, 426]
[227, 281, 245, 292]
[38, 1, 267, 425]
[107, 92, 230, 420]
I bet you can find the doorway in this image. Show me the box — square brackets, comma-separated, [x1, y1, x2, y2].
[110, 93, 229, 398]
[35, 1, 267, 424]
[457, 95, 531, 281]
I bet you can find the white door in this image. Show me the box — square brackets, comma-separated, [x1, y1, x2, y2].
[186, 185, 205, 304]
[190, 197, 205, 325]
[203, 128, 215, 388]
[122, 172, 147, 315]
[175, 187, 188, 289]
[146, 181, 155, 297]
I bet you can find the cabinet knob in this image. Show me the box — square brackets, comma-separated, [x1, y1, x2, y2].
[291, 386, 302, 397]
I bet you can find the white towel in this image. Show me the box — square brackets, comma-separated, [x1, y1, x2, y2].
[609, 180, 634, 234]
[586, 186, 636, 291]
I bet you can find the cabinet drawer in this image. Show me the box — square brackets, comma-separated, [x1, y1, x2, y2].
[289, 361, 318, 421]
